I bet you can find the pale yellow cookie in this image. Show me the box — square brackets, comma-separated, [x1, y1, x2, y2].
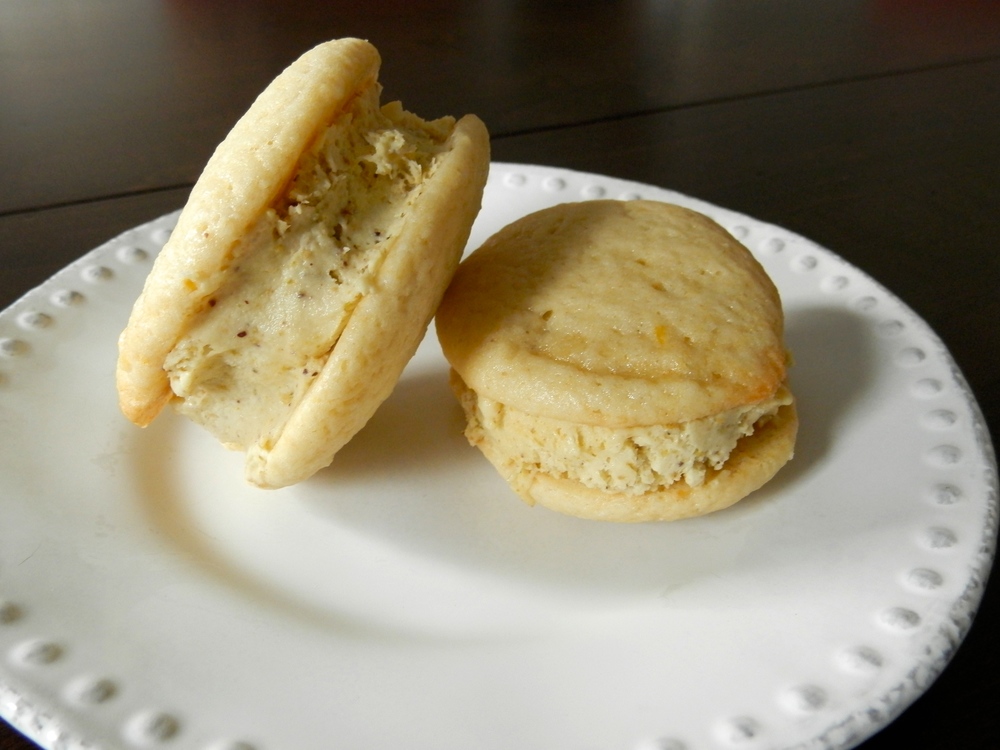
[435, 199, 796, 522]
[117, 38, 490, 488]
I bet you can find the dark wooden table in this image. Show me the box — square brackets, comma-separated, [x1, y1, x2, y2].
[1, 1, 997, 748]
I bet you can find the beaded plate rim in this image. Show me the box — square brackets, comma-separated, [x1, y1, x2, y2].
[0, 163, 996, 750]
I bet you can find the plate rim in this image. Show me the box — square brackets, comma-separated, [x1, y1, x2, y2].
[0, 162, 996, 750]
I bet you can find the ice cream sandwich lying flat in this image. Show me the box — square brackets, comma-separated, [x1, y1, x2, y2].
[435, 199, 796, 522]
[116, 38, 490, 489]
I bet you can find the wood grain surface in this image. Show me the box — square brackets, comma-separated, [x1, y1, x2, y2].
[1, 1, 997, 748]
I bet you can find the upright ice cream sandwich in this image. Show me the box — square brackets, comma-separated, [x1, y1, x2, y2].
[117, 38, 490, 488]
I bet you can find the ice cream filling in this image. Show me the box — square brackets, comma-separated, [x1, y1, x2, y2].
[164, 89, 451, 450]
[458, 379, 794, 494]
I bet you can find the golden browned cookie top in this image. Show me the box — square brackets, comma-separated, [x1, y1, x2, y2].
[436, 199, 788, 427]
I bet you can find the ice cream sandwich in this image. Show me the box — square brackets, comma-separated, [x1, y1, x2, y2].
[435, 199, 796, 521]
[117, 38, 490, 488]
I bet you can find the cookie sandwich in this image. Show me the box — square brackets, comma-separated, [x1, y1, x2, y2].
[117, 38, 490, 488]
[435, 199, 796, 522]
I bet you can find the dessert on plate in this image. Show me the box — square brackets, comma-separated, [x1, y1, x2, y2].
[117, 38, 490, 489]
[435, 199, 797, 522]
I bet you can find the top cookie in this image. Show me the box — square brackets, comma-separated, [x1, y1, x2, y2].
[117, 38, 490, 488]
[435, 199, 788, 428]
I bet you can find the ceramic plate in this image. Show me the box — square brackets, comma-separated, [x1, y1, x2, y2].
[0, 164, 996, 750]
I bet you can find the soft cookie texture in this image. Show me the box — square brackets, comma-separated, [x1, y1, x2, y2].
[116, 38, 490, 488]
[435, 199, 796, 522]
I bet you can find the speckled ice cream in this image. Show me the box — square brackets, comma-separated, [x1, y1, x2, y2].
[457, 378, 794, 495]
[164, 93, 452, 453]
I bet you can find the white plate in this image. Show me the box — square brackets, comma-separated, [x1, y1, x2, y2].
[0, 163, 996, 750]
